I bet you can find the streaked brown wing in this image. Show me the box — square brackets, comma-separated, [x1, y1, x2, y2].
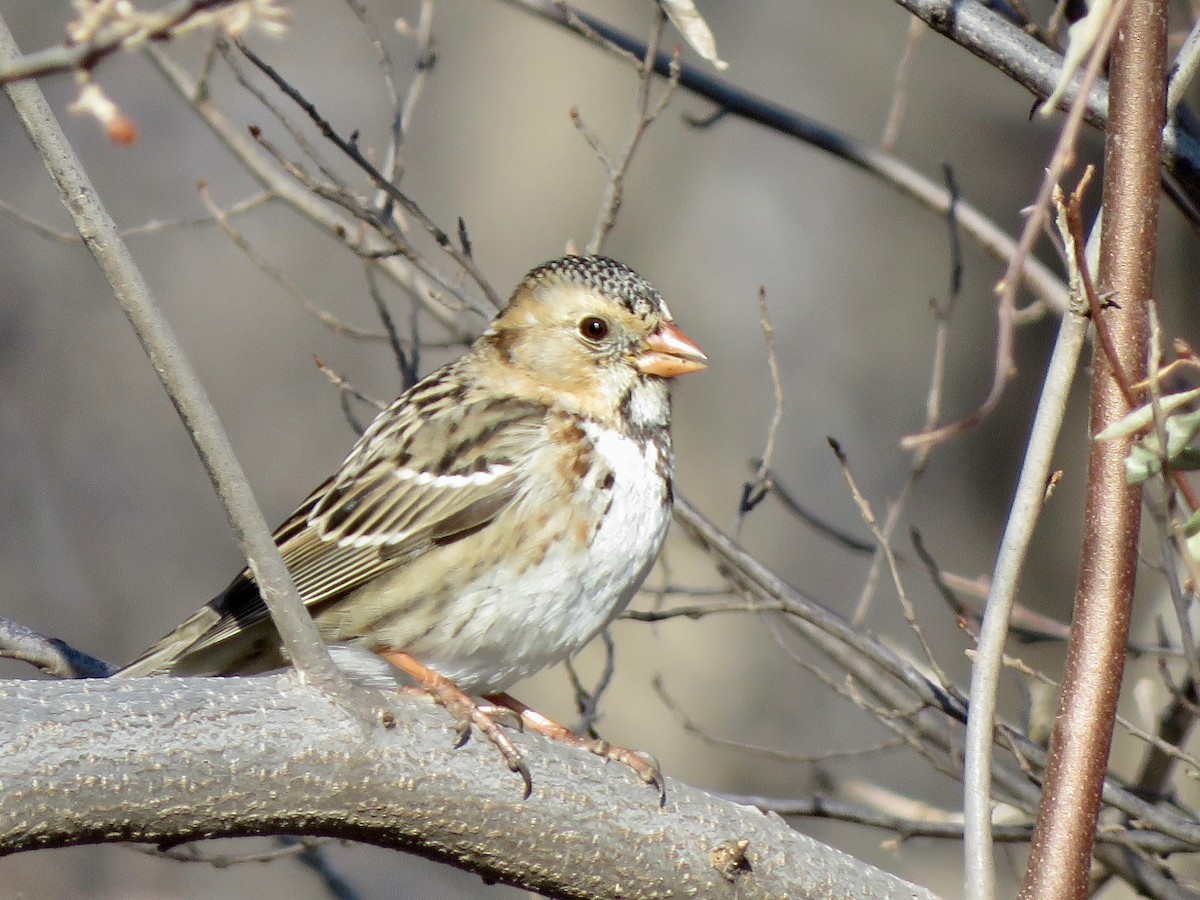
[156, 395, 547, 665]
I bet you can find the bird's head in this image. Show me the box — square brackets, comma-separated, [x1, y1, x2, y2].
[477, 256, 706, 428]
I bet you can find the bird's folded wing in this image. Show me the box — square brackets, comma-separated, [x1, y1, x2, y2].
[126, 397, 547, 672]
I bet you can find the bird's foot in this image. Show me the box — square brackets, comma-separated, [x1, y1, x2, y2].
[381, 650, 532, 797]
[485, 691, 666, 805]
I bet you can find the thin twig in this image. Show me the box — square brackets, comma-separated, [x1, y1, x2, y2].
[722, 790, 1039, 844]
[582, 8, 680, 254]
[852, 165, 961, 625]
[962, 176, 1092, 899]
[199, 183, 387, 340]
[0, 13, 354, 696]
[0, 615, 113, 678]
[881, 17, 925, 151]
[757, 467, 874, 554]
[395, 3, 437, 161]
[826, 438, 949, 686]
[655, 676, 904, 763]
[1167, 16, 1200, 114]
[128, 835, 334, 866]
[565, 629, 616, 737]
[0, 0, 282, 84]
[676, 496, 1200, 855]
[216, 40, 346, 189]
[504, 0, 1072, 316]
[623, 600, 786, 621]
[363, 262, 415, 387]
[233, 39, 503, 310]
[734, 287, 784, 536]
[903, 0, 1128, 451]
[0, 190, 273, 242]
[144, 46, 482, 335]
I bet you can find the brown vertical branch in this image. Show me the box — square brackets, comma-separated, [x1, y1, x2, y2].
[1018, 3, 1167, 899]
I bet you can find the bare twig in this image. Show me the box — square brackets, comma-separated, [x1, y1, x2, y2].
[128, 835, 334, 866]
[233, 39, 503, 310]
[655, 676, 904, 763]
[0, 0, 287, 84]
[623, 599, 786, 622]
[143, 45, 483, 334]
[678, 492, 1200, 863]
[0, 190, 272, 242]
[734, 287, 784, 536]
[505, 0, 1072, 316]
[565, 629, 616, 737]
[903, 0, 1127, 452]
[887, 0, 1200, 207]
[199, 184, 387, 340]
[0, 615, 113, 679]
[725, 790, 1038, 844]
[1167, 15, 1200, 115]
[826, 438, 948, 686]
[963, 176, 1092, 898]
[755, 466, 874, 555]
[881, 17, 925, 151]
[580, 9, 680, 254]
[216, 40, 346, 189]
[395, 3, 437, 163]
[362, 262, 416, 388]
[314, 357, 389, 417]
[852, 165, 962, 625]
[0, 13, 353, 697]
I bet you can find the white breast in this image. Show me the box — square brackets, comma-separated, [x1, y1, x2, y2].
[415, 423, 672, 693]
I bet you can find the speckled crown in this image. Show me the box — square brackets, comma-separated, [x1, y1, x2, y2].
[519, 255, 671, 319]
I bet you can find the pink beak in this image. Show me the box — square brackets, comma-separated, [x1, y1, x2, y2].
[635, 321, 708, 378]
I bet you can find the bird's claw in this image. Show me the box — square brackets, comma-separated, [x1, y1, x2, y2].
[433, 687, 532, 796]
[385, 652, 533, 797]
[587, 742, 666, 806]
[483, 692, 667, 805]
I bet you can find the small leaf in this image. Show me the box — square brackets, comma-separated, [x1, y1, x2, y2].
[658, 0, 729, 70]
[1125, 444, 1162, 484]
[1095, 387, 1200, 441]
[1120, 429, 1200, 484]
[1165, 408, 1200, 453]
[1038, 0, 1113, 117]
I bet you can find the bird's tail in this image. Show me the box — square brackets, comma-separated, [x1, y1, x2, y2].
[111, 602, 228, 677]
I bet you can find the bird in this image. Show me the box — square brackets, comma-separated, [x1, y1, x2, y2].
[114, 255, 706, 799]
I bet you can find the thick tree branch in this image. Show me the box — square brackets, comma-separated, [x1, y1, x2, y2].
[1019, 2, 1165, 898]
[0, 675, 936, 900]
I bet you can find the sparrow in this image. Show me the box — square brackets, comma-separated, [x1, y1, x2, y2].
[115, 255, 706, 799]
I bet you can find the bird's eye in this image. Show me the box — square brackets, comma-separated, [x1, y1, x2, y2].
[579, 316, 610, 341]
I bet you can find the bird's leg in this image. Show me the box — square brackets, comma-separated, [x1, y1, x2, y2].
[484, 691, 666, 805]
[378, 650, 532, 797]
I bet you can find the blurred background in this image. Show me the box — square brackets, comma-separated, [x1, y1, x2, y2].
[2, 1, 1199, 896]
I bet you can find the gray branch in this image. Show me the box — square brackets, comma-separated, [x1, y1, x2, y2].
[0, 11, 350, 695]
[888, 0, 1200, 202]
[0, 675, 936, 900]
